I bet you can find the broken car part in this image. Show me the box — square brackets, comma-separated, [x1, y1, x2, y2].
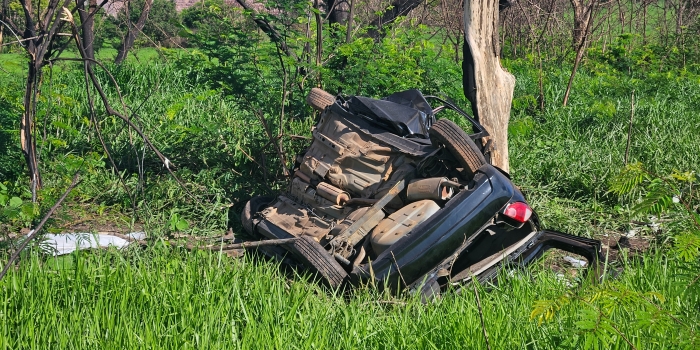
[242, 89, 604, 295]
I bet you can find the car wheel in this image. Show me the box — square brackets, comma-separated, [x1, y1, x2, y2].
[306, 88, 336, 111]
[429, 119, 486, 179]
[241, 196, 275, 235]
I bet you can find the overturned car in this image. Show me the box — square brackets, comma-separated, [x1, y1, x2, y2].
[242, 88, 603, 295]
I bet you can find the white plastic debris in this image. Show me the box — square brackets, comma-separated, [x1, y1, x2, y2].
[41, 232, 145, 256]
[563, 256, 587, 268]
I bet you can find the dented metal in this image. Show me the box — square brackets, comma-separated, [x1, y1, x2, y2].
[241, 89, 604, 294]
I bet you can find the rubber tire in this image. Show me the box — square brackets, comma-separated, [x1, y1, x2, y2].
[306, 88, 336, 111]
[290, 236, 348, 288]
[241, 196, 275, 235]
[429, 119, 486, 179]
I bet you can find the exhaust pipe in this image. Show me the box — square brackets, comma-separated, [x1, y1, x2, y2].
[406, 177, 461, 202]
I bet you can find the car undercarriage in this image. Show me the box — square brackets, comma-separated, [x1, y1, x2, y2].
[242, 88, 604, 295]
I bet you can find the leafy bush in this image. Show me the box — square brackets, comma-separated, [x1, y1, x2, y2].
[0, 183, 38, 227]
[0, 97, 23, 182]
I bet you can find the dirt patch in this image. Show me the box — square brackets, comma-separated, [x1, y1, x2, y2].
[602, 235, 652, 262]
[50, 204, 143, 235]
[540, 249, 590, 280]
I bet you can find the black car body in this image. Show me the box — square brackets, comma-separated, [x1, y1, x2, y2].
[242, 89, 603, 294]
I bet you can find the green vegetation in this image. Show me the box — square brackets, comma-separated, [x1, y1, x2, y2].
[1, 0, 699, 348]
[0, 45, 697, 347]
[0, 245, 697, 349]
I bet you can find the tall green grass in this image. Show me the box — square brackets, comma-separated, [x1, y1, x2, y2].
[503, 58, 700, 237]
[1, 58, 315, 234]
[0, 246, 696, 349]
[3, 51, 698, 238]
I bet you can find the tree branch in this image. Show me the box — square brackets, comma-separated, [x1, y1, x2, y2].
[60, 11, 202, 204]
[366, 0, 425, 39]
[235, 0, 299, 61]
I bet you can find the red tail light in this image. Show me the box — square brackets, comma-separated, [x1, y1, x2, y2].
[503, 202, 532, 223]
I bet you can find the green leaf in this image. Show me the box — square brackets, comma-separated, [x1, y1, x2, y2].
[20, 203, 35, 218]
[630, 178, 677, 215]
[575, 308, 600, 331]
[169, 213, 190, 231]
[609, 162, 647, 195]
[176, 218, 189, 231]
[9, 197, 22, 208]
[674, 233, 700, 262]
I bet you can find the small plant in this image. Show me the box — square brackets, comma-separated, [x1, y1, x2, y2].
[0, 182, 38, 227]
[610, 162, 700, 261]
[530, 162, 700, 348]
[168, 212, 190, 232]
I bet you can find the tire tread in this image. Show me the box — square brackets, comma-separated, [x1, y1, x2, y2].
[429, 119, 486, 178]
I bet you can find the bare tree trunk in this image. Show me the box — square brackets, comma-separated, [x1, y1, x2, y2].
[563, 1, 597, 106]
[19, 0, 42, 201]
[0, 15, 4, 54]
[571, 0, 593, 50]
[674, 0, 685, 35]
[629, 0, 633, 34]
[21, 63, 42, 200]
[314, 0, 322, 86]
[642, 0, 647, 45]
[9, 0, 78, 200]
[345, 0, 355, 43]
[327, 0, 350, 26]
[76, 0, 97, 60]
[463, 0, 515, 172]
[2, 0, 111, 199]
[115, 0, 153, 64]
[663, 0, 668, 46]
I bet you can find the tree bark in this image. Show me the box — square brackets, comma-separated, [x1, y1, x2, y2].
[563, 0, 597, 106]
[8, 0, 108, 200]
[0, 18, 4, 54]
[76, 0, 97, 60]
[463, 0, 515, 172]
[571, 0, 594, 50]
[115, 0, 153, 64]
[345, 0, 354, 43]
[19, 0, 41, 201]
[327, 0, 350, 26]
[14, 0, 76, 200]
[21, 63, 42, 200]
